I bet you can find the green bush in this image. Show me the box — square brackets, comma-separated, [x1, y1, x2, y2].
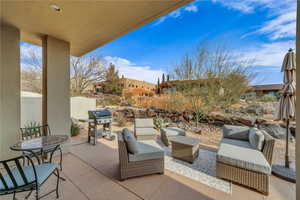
[24, 121, 40, 129]
[260, 95, 277, 102]
[71, 123, 80, 137]
[126, 97, 136, 105]
[116, 113, 127, 127]
[153, 117, 169, 130]
[97, 95, 121, 107]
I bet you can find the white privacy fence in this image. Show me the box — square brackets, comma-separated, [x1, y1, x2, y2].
[21, 91, 96, 127]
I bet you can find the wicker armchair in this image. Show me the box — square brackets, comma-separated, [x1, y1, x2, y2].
[134, 118, 157, 140]
[117, 132, 164, 180]
[216, 126, 275, 195]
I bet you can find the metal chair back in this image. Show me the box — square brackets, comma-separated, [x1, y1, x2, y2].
[0, 156, 37, 195]
[20, 124, 51, 140]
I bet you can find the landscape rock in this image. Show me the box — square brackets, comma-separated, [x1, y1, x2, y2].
[260, 123, 294, 141]
[245, 104, 264, 116]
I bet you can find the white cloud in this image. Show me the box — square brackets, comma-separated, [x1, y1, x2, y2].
[184, 5, 198, 13]
[213, 0, 296, 41]
[153, 3, 198, 26]
[240, 40, 295, 66]
[104, 56, 165, 83]
[257, 11, 296, 40]
[213, 0, 290, 14]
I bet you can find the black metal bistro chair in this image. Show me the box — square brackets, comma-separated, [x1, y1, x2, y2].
[0, 155, 60, 200]
[19, 125, 63, 170]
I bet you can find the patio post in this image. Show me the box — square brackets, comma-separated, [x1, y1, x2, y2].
[0, 24, 21, 160]
[42, 36, 71, 151]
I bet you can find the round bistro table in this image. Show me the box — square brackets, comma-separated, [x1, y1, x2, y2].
[10, 135, 69, 180]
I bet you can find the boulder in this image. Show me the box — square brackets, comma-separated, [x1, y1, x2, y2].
[231, 115, 255, 127]
[245, 104, 264, 116]
[260, 123, 294, 141]
[183, 110, 194, 122]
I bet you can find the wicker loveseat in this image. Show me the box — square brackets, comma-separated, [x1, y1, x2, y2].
[117, 130, 164, 180]
[216, 125, 275, 195]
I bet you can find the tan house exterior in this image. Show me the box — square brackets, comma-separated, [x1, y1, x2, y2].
[93, 77, 156, 97]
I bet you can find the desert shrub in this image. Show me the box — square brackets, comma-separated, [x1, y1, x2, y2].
[126, 97, 136, 105]
[260, 95, 278, 102]
[116, 113, 127, 127]
[153, 117, 169, 129]
[71, 123, 80, 137]
[137, 92, 192, 112]
[123, 90, 136, 105]
[97, 94, 121, 107]
[195, 109, 206, 122]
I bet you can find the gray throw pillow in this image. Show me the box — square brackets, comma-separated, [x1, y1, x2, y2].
[223, 125, 250, 141]
[249, 128, 265, 151]
[123, 128, 139, 154]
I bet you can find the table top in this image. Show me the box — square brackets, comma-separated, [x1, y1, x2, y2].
[169, 136, 200, 146]
[10, 135, 69, 151]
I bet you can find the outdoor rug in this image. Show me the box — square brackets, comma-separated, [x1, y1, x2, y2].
[157, 140, 232, 194]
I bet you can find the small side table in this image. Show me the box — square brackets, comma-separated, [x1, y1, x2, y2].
[169, 136, 200, 164]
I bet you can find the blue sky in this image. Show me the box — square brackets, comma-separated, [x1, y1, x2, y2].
[21, 0, 296, 85]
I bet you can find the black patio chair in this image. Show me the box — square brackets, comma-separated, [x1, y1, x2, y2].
[20, 124, 63, 170]
[0, 155, 60, 200]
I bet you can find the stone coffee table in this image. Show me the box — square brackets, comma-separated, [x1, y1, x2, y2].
[169, 136, 201, 164]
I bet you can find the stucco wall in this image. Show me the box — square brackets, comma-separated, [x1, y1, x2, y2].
[0, 24, 21, 160]
[21, 96, 42, 127]
[20, 95, 96, 127]
[71, 97, 96, 119]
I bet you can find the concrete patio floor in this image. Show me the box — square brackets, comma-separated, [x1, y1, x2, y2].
[5, 136, 296, 200]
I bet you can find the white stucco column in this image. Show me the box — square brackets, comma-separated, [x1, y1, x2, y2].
[43, 36, 71, 151]
[0, 24, 21, 160]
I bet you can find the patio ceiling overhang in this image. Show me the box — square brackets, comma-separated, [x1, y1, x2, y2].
[1, 0, 193, 57]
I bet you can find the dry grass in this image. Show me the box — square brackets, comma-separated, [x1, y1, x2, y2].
[136, 93, 194, 112]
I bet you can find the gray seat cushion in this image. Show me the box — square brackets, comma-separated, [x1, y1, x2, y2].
[129, 140, 164, 162]
[161, 127, 186, 136]
[122, 128, 139, 154]
[223, 125, 250, 141]
[135, 127, 156, 136]
[249, 128, 265, 151]
[217, 138, 271, 174]
[135, 118, 154, 128]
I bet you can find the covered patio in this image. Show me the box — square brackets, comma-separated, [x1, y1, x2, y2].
[3, 136, 295, 200]
[1, 1, 299, 200]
